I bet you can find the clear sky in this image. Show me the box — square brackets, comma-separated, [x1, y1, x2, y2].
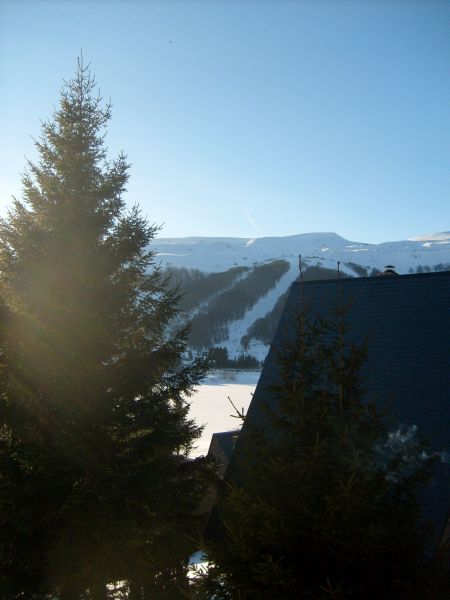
[1, 0, 449, 243]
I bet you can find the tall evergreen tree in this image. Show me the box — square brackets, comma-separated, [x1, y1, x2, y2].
[192, 301, 448, 599]
[0, 58, 212, 599]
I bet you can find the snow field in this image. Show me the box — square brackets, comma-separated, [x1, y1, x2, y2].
[188, 370, 260, 457]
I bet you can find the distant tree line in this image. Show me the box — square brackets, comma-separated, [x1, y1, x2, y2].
[302, 265, 353, 281]
[207, 347, 261, 370]
[345, 261, 369, 277]
[408, 263, 450, 274]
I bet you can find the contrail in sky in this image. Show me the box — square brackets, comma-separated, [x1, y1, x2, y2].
[241, 204, 262, 237]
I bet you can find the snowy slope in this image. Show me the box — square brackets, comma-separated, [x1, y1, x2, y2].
[189, 370, 259, 457]
[154, 231, 450, 274]
[408, 231, 450, 242]
[155, 232, 352, 273]
[153, 231, 450, 360]
[223, 262, 298, 361]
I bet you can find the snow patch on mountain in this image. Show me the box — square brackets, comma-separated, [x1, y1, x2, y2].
[408, 232, 450, 243]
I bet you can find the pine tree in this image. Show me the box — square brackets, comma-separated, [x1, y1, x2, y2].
[193, 300, 447, 599]
[0, 58, 212, 599]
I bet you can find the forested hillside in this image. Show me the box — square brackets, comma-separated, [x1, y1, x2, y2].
[164, 266, 249, 312]
[164, 260, 290, 350]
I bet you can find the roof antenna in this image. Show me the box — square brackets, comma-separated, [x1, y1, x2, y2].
[299, 254, 303, 282]
[337, 260, 341, 279]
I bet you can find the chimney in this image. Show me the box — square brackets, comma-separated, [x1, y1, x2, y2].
[379, 264, 399, 276]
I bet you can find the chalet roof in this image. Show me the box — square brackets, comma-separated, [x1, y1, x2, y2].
[231, 271, 450, 551]
[208, 430, 238, 462]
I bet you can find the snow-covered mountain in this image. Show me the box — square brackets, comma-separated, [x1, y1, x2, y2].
[153, 232, 450, 361]
[154, 231, 450, 273]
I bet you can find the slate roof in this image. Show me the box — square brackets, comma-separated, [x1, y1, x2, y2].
[207, 430, 239, 479]
[229, 271, 450, 551]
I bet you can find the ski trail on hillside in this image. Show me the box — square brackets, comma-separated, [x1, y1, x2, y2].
[223, 261, 299, 359]
[188, 269, 251, 320]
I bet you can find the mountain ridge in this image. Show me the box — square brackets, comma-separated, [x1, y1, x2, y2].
[154, 231, 450, 273]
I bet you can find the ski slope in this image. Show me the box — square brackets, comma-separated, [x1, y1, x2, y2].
[223, 261, 298, 361]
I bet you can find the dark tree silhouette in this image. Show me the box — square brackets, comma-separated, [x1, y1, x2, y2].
[0, 58, 213, 600]
[192, 301, 447, 599]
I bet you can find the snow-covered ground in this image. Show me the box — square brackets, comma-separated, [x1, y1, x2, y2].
[188, 370, 260, 457]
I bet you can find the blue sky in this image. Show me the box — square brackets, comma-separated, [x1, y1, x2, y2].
[1, 0, 449, 243]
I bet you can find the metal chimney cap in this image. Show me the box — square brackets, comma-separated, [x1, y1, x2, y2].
[379, 264, 399, 276]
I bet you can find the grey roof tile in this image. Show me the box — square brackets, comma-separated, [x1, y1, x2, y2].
[230, 271, 450, 550]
